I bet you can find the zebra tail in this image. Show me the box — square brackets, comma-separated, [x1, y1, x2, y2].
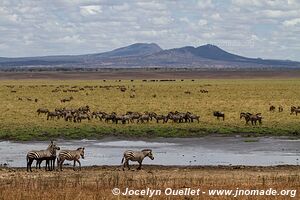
[121, 157, 124, 164]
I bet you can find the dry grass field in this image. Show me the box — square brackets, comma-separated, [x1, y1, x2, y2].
[1, 79, 300, 140]
[0, 166, 299, 200]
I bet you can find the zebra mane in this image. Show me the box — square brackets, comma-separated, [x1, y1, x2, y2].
[77, 147, 85, 150]
[141, 149, 152, 152]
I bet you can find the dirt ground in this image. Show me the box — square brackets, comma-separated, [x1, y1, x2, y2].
[0, 165, 299, 199]
[2, 69, 300, 80]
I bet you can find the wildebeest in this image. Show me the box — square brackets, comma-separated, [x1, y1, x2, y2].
[269, 105, 275, 112]
[213, 111, 225, 120]
[37, 108, 49, 116]
[78, 105, 90, 112]
[47, 111, 60, 120]
[290, 106, 300, 115]
[186, 112, 200, 123]
[74, 113, 91, 123]
[61, 96, 73, 103]
[240, 112, 262, 125]
[137, 114, 150, 123]
[154, 115, 167, 123]
[121, 149, 154, 170]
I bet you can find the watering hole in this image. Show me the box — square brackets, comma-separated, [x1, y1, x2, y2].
[0, 136, 299, 167]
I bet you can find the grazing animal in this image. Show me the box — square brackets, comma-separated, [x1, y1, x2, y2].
[213, 111, 225, 120]
[240, 112, 251, 124]
[37, 108, 49, 116]
[78, 105, 90, 112]
[187, 113, 200, 123]
[269, 105, 276, 112]
[240, 112, 262, 125]
[290, 106, 300, 115]
[250, 113, 262, 125]
[26, 141, 60, 172]
[278, 106, 283, 112]
[47, 111, 60, 120]
[74, 113, 91, 122]
[154, 115, 167, 123]
[121, 149, 154, 170]
[103, 113, 116, 123]
[137, 114, 150, 123]
[57, 147, 85, 171]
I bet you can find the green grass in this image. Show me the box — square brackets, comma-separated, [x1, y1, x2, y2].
[1, 79, 300, 140]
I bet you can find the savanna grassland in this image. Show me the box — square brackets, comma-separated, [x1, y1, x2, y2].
[0, 166, 299, 200]
[1, 79, 300, 140]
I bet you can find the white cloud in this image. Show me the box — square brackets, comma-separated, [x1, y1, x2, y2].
[283, 18, 300, 26]
[80, 5, 102, 16]
[0, 0, 299, 61]
[197, 0, 214, 9]
[198, 19, 208, 26]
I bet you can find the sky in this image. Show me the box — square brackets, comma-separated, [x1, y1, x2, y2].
[0, 0, 299, 61]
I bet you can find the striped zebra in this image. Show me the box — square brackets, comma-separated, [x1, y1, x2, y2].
[35, 149, 59, 171]
[26, 141, 60, 172]
[57, 147, 85, 171]
[121, 149, 154, 171]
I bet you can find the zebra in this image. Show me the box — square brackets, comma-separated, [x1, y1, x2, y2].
[26, 141, 60, 172]
[121, 149, 154, 171]
[57, 147, 85, 171]
[35, 145, 60, 171]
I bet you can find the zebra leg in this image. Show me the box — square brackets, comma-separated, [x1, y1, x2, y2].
[39, 159, 43, 169]
[73, 160, 76, 170]
[52, 158, 56, 171]
[122, 158, 126, 171]
[35, 160, 39, 169]
[45, 160, 49, 171]
[137, 161, 142, 170]
[126, 160, 130, 170]
[28, 159, 33, 172]
[78, 160, 81, 171]
[59, 159, 64, 171]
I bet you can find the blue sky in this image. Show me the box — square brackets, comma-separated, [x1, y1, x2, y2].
[0, 0, 299, 61]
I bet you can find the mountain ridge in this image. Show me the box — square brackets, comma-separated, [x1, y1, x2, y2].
[0, 43, 299, 69]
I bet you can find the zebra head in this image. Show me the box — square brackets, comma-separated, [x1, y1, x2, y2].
[47, 141, 60, 156]
[142, 149, 154, 160]
[48, 141, 60, 153]
[77, 147, 85, 159]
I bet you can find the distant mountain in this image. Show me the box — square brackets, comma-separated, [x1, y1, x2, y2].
[1, 43, 300, 69]
[92, 43, 162, 58]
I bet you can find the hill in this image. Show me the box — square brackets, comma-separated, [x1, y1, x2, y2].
[0, 43, 299, 69]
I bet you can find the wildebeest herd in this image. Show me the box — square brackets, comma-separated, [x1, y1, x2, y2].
[26, 141, 154, 172]
[37, 107, 201, 124]
[35, 104, 300, 126]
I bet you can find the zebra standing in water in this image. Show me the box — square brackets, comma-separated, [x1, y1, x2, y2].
[57, 147, 85, 171]
[26, 141, 60, 172]
[121, 149, 154, 171]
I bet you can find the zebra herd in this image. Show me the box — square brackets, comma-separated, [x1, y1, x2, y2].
[37, 107, 201, 124]
[26, 141, 154, 172]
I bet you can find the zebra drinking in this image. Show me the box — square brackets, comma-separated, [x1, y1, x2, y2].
[121, 149, 154, 171]
[57, 147, 85, 171]
[26, 141, 60, 172]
